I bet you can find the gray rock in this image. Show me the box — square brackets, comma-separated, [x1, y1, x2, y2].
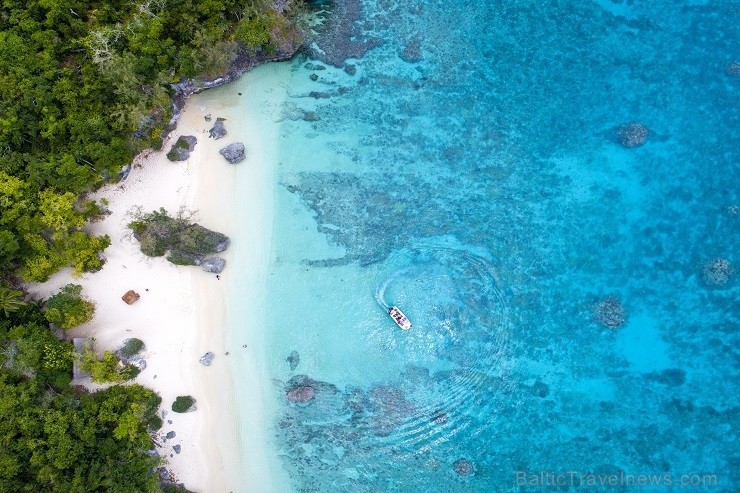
[302, 111, 320, 122]
[399, 36, 422, 63]
[208, 118, 227, 140]
[166, 431, 176, 439]
[593, 296, 627, 328]
[167, 135, 197, 161]
[204, 114, 212, 122]
[201, 257, 226, 273]
[219, 142, 246, 164]
[287, 350, 300, 371]
[617, 122, 649, 148]
[286, 385, 315, 403]
[173, 445, 181, 454]
[127, 356, 147, 371]
[199, 352, 215, 366]
[214, 238, 230, 253]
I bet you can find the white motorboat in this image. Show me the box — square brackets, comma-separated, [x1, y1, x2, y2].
[388, 306, 412, 330]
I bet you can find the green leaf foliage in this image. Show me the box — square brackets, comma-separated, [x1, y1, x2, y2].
[121, 338, 145, 358]
[130, 209, 228, 263]
[171, 395, 195, 413]
[0, 302, 166, 492]
[0, 287, 26, 317]
[44, 284, 95, 329]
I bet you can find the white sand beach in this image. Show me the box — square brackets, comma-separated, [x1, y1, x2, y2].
[25, 63, 293, 492]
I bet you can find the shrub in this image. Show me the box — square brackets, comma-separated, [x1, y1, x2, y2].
[45, 284, 95, 329]
[81, 349, 123, 383]
[120, 338, 145, 358]
[80, 344, 139, 383]
[147, 414, 163, 431]
[171, 395, 195, 413]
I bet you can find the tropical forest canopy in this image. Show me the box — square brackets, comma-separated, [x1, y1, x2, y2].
[0, 0, 291, 281]
[0, 0, 299, 490]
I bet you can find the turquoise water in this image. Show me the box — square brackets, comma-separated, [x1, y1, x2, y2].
[260, 1, 738, 491]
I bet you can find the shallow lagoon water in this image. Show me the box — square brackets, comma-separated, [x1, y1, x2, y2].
[254, 0, 738, 491]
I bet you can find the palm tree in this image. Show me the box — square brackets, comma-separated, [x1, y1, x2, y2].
[0, 287, 26, 317]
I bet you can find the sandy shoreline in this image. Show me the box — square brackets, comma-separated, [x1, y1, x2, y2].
[24, 132, 234, 490]
[25, 61, 292, 493]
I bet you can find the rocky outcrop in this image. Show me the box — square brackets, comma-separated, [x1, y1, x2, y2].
[617, 122, 649, 148]
[201, 257, 226, 273]
[208, 118, 227, 139]
[214, 238, 230, 253]
[399, 36, 422, 63]
[305, 0, 381, 67]
[166, 135, 197, 161]
[593, 296, 626, 328]
[167, 4, 305, 138]
[286, 385, 315, 403]
[219, 142, 246, 163]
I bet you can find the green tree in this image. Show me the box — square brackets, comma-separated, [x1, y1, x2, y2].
[44, 284, 95, 329]
[0, 287, 26, 317]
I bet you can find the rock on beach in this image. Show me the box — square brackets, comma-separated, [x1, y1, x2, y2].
[219, 142, 246, 164]
[201, 257, 226, 273]
[208, 118, 227, 139]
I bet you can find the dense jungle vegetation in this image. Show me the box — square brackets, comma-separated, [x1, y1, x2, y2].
[0, 0, 297, 281]
[1, 0, 301, 490]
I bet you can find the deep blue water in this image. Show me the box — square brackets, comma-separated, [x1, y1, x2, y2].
[263, 0, 738, 491]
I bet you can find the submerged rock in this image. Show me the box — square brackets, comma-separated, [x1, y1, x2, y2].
[453, 458, 474, 476]
[201, 257, 226, 273]
[702, 258, 732, 286]
[208, 118, 227, 139]
[199, 352, 215, 366]
[616, 122, 649, 148]
[287, 385, 315, 403]
[593, 296, 626, 328]
[645, 368, 686, 386]
[399, 36, 422, 63]
[287, 350, 300, 371]
[219, 142, 246, 164]
[531, 380, 550, 398]
[725, 61, 740, 76]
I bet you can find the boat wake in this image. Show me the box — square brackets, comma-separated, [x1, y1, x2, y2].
[366, 236, 515, 453]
